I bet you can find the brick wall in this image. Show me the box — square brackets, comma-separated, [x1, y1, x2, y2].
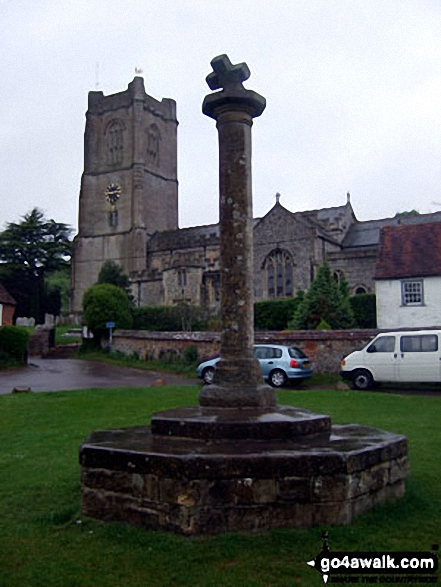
[111, 329, 377, 374]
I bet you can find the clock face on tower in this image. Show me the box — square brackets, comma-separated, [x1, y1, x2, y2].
[105, 183, 121, 205]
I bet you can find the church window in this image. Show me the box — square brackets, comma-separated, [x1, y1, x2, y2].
[178, 269, 187, 287]
[108, 210, 118, 228]
[333, 269, 345, 283]
[106, 119, 124, 166]
[354, 285, 367, 295]
[265, 249, 294, 298]
[147, 124, 161, 167]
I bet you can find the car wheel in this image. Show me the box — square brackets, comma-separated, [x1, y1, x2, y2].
[202, 367, 215, 385]
[352, 369, 374, 390]
[269, 369, 287, 388]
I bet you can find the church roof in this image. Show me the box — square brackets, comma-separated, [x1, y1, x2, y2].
[342, 211, 441, 249]
[148, 219, 264, 251]
[148, 223, 220, 251]
[375, 221, 441, 280]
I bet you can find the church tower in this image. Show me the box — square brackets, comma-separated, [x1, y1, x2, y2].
[71, 77, 178, 313]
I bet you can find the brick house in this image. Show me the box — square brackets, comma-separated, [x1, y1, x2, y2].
[0, 283, 16, 326]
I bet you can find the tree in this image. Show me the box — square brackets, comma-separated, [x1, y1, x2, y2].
[97, 260, 133, 302]
[83, 284, 133, 343]
[0, 208, 72, 321]
[288, 262, 355, 330]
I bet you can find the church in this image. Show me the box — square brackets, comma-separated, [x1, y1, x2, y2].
[70, 77, 441, 315]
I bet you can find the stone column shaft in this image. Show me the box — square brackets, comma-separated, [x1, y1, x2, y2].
[200, 54, 276, 409]
[217, 109, 254, 360]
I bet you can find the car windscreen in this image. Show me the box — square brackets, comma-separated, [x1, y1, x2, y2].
[288, 347, 307, 359]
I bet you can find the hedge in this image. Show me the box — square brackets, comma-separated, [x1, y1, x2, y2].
[349, 294, 377, 328]
[0, 326, 29, 363]
[254, 298, 302, 330]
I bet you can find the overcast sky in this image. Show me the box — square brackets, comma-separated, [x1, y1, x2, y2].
[1, 0, 441, 234]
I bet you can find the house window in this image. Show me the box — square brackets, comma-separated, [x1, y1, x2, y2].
[264, 249, 293, 298]
[401, 280, 424, 306]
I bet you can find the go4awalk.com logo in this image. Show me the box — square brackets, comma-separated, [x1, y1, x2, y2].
[307, 532, 439, 584]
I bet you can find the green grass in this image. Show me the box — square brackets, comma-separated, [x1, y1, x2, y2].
[75, 348, 198, 377]
[1, 386, 440, 587]
[55, 325, 82, 345]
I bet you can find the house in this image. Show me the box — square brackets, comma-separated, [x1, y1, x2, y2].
[0, 283, 17, 326]
[375, 222, 441, 329]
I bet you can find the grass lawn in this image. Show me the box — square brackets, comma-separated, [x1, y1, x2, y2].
[0, 385, 440, 587]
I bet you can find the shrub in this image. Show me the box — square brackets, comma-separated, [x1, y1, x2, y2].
[132, 305, 210, 331]
[254, 294, 304, 330]
[288, 263, 355, 330]
[82, 284, 133, 342]
[350, 294, 377, 328]
[182, 345, 198, 365]
[0, 326, 29, 363]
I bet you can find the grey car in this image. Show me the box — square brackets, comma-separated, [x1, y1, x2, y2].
[196, 344, 313, 388]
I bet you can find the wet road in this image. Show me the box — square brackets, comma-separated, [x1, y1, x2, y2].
[0, 358, 198, 394]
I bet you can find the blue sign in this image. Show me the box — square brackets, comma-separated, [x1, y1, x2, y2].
[106, 322, 115, 328]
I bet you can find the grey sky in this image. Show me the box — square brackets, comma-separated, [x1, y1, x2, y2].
[1, 0, 441, 234]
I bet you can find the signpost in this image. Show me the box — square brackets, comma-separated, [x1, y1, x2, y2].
[106, 322, 115, 352]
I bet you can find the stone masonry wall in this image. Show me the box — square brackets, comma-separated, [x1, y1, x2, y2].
[111, 329, 377, 374]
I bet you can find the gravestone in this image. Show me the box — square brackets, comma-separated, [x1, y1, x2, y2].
[80, 55, 408, 534]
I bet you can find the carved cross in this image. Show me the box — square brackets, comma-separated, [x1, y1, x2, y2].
[206, 54, 250, 91]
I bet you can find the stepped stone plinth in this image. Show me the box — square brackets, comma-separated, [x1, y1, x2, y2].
[80, 54, 408, 534]
[80, 407, 408, 534]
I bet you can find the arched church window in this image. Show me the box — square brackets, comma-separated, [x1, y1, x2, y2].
[106, 119, 124, 166]
[264, 249, 294, 298]
[147, 124, 161, 167]
[333, 269, 345, 284]
[354, 285, 367, 295]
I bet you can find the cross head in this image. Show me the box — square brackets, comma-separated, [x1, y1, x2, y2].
[206, 54, 250, 91]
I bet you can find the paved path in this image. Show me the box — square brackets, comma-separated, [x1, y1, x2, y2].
[0, 358, 197, 394]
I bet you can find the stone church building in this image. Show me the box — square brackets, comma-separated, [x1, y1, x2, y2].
[71, 77, 441, 314]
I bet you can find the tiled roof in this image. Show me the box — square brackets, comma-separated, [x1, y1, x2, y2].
[343, 211, 441, 249]
[375, 221, 441, 280]
[0, 283, 16, 305]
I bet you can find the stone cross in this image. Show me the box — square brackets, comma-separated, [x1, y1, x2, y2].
[200, 55, 275, 409]
[206, 54, 250, 91]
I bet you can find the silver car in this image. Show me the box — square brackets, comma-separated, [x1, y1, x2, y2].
[196, 344, 313, 388]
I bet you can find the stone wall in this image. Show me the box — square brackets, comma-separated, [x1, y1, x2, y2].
[28, 327, 55, 357]
[111, 329, 377, 373]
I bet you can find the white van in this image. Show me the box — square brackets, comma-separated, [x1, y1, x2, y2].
[340, 330, 441, 389]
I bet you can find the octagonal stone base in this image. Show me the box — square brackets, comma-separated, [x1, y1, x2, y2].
[80, 406, 408, 535]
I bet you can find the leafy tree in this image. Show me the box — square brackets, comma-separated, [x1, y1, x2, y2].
[288, 262, 355, 330]
[97, 260, 133, 302]
[0, 208, 72, 321]
[83, 284, 133, 343]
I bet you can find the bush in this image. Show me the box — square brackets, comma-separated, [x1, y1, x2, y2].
[0, 326, 29, 363]
[82, 284, 133, 342]
[182, 345, 198, 365]
[288, 263, 355, 330]
[254, 294, 304, 331]
[132, 305, 210, 331]
[350, 294, 377, 328]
